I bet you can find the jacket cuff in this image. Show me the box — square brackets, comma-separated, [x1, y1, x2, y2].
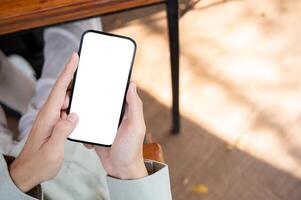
[0, 154, 42, 200]
[106, 160, 172, 200]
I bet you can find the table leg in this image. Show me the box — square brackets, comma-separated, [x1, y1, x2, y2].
[166, 0, 180, 134]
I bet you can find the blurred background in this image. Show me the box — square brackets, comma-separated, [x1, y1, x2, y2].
[102, 0, 301, 199]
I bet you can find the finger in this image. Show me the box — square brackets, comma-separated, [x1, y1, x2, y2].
[62, 94, 70, 110]
[45, 53, 79, 111]
[125, 82, 144, 123]
[95, 146, 110, 158]
[121, 103, 129, 122]
[67, 79, 74, 91]
[60, 111, 67, 120]
[83, 144, 94, 149]
[49, 113, 79, 147]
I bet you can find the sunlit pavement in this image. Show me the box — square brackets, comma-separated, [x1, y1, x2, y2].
[103, 0, 301, 199]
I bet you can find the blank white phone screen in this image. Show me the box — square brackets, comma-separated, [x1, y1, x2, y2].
[68, 31, 136, 146]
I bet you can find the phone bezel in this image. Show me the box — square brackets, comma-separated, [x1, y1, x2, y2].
[67, 30, 137, 147]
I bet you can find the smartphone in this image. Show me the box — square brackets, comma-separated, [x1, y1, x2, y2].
[67, 30, 136, 147]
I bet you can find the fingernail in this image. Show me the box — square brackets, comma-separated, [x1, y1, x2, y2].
[67, 113, 78, 123]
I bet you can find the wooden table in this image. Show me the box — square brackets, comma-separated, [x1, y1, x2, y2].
[0, 0, 181, 133]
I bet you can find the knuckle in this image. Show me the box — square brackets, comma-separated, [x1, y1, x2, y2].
[123, 120, 145, 137]
[137, 97, 143, 107]
[55, 81, 64, 91]
[55, 74, 71, 90]
[139, 124, 146, 136]
[54, 121, 70, 133]
[38, 106, 47, 116]
[135, 121, 146, 136]
[126, 123, 135, 132]
[142, 123, 146, 132]
[35, 109, 47, 125]
[36, 110, 43, 119]
[134, 98, 143, 111]
[45, 150, 63, 163]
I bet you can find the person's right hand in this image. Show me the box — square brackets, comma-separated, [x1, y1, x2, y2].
[85, 83, 148, 180]
[9, 53, 79, 192]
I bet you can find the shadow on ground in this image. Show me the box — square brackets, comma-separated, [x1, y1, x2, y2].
[140, 88, 301, 200]
[102, 0, 301, 199]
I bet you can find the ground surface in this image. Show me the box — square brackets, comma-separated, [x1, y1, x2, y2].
[102, 0, 301, 199]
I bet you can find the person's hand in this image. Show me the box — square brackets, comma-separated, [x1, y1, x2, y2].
[85, 83, 148, 180]
[9, 53, 79, 192]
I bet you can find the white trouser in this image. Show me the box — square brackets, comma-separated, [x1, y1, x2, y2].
[0, 18, 109, 200]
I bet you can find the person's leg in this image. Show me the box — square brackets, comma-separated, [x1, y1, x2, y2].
[12, 18, 109, 200]
[0, 50, 35, 114]
[0, 49, 35, 153]
[0, 106, 14, 154]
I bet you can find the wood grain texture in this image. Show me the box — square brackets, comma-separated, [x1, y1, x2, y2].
[0, 0, 165, 35]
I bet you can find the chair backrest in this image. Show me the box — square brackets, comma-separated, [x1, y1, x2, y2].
[143, 143, 165, 163]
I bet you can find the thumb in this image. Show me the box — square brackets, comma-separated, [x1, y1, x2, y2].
[50, 113, 79, 146]
[126, 83, 144, 122]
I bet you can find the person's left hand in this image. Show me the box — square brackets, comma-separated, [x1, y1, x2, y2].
[9, 53, 79, 192]
[84, 83, 148, 180]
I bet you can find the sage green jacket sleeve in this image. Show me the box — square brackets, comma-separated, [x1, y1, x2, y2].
[106, 160, 172, 200]
[0, 154, 42, 200]
[1, 154, 171, 200]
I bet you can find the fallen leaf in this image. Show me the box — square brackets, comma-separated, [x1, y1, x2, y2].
[191, 184, 209, 194]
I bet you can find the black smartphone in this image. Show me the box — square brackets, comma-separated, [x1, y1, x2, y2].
[67, 30, 136, 147]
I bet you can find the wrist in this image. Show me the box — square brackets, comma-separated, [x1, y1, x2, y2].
[112, 159, 148, 180]
[9, 159, 38, 192]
